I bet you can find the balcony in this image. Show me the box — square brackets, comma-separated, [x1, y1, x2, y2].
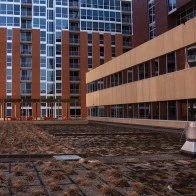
[20, 64, 32, 68]
[21, 10, 32, 18]
[70, 89, 80, 94]
[70, 76, 80, 81]
[70, 63, 80, 69]
[69, 26, 80, 31]
[21, 36, 32, 42]
[123, 41, 132, 47]
[21, 0, 32, 3]
[69, 38, 80, 44]
[70, 101, 80, 107]
[69, 1, 79, 8]
[70, 51, 80, 56]
[69, 14, 80, 21]
[122, 30, 132, 35]
[122, 18, 132, 24]
[21, 50, 32, 55]
[21, 89, 32, 94]
[21, 21, 32, 29]
[21, 76, 32, 81]
[122, 6, 131, 12]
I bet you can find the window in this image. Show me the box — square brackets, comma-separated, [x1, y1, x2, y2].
[40, 70, 46, 80]
[56, 83, 62, 94]
[40, 83, 46, 93]
[127, 68, 133, 83]
[56, 70, 61, 80]
[6, 82, 12, 93]
[139, 103, 150, 119]
[167, 52, 176, 73]
[168, 0, 176, 13]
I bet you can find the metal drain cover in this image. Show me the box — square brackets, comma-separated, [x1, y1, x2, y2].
[53, 155, 81, 160]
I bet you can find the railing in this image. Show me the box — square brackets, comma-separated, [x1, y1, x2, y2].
[69, 1, 79, 7]
[122, 18, 132, 23]
[123, 41, 131, 46]
[69, 38, 80, 44]
[21, 36, 32, 42]
[122, 30, 132, 35]
[21, 50, 32, 55]
[70, 63, 80, 69]
[21, 10, 32, 17]
[21, 64, 31, 68]
[21, 0, 32, 4]
[21, 90, 32, 94]
[70, 76, 80, 81]
[69, 26, 80, 31]
[70, 51, 80, 56]
[122, 6, 132, 12]
[21, 23, 32, 29]
[70, 89, 80, 94]
[69, 14, 80, 19]
[21, 76, 32, 81]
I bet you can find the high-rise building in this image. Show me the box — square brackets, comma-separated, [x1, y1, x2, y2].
[0, 0, 132, 119]
[86, 0, 196, 128]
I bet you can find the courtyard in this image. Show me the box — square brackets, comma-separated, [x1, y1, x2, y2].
[0, 121, 195, 195]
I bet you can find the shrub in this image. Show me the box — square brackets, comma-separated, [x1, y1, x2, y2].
[25, 172, 34, 181]
[127, 191, 139, 196]
[12, 180, 25, 192]
[64, 185, 80, 196]
[14, 166, 23, 176]
[53, 171, 65, 180]
[105, 168, 122, 178]
[0, 164, 7, 170]
[48, 181, 62, 191]
[85, 171, 96, 179]
[31, 188, 45, 196]
[132, 182, 144, 191]
[100, 184, 114, 195]
[43, 168, 52, 176]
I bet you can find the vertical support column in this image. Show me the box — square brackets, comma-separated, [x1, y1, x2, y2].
[12, 29, 21, 118]
[80, 32, 88, 118]
[159, 56, 166, 75]
[0, 28, 7, 120]
[32, 29, 40, 119]
[62, 31, 70, 119]
[176, 49, 186, 71]
[132, 0, 149, 47]
[115, 34, 123, 57]
[92, 32, 100, 68]
[104, 33, 112, 63]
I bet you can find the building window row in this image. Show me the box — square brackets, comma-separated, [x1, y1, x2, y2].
[81, 21, 121, 33]
[88, 99, 196, 122]
[81, 9, 121, 22]
[81, 0, 121, 10]
[177, 2, 196, 25]
[88, 50, 186, 93]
